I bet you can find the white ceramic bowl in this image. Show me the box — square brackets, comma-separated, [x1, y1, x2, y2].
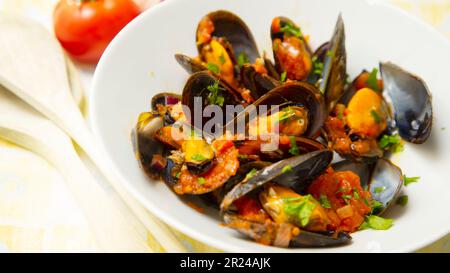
[90, 0, 450, 252]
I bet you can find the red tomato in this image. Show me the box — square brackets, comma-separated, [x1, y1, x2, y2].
[53, 0, 141, 63]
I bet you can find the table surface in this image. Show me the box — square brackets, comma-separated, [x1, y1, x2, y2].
[0, 0, 448, 252]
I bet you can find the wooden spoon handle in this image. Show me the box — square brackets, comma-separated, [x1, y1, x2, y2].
[62, 115, 187, 253]
[0, 127, 152, 252]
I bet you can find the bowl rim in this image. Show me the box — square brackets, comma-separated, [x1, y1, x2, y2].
[90, 0, 450, 252]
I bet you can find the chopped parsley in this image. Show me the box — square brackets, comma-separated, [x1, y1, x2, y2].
[360, 215, 393, 230]
[280, 22, 302, 38]
[206, 62, 220, 74]
[283, 195, 316, 227]
[370, 110, 381, 124]
[197, 177, 206, 185]
[281, 165, 293, 174]
[353, 188, 360, 199]
[207, 80, 225, 106]
[238, 154, 248, 160]
[342, 194, 353, 204]
[279, 107, 296, 122]
[245, 168, 258, 180]
[396, 195, 408, 206]
[319, 194, 332, 209]
[288, 136, 299, 156]
[370, 200, 384, 215]
[311, 56, 324, 76]
[175, 172, 181, 179]
[191, 154, 207, 162]
[379, 134, 404, 154]
[280, 71, 287, 82]
[362, 197, 370, 206]
[403, 175, 420, 186]
[237, 52, 250, 67]
[366, 68, 380, 92]
[373, 186, 386, 194]
[219, 53, 226, 64]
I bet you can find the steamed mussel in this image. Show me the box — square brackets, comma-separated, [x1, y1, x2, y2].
[132, 10, 432, 248]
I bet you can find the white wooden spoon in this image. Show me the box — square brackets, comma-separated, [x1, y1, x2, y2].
[0, 86, 153, 252]
[0, 14, 186, 252]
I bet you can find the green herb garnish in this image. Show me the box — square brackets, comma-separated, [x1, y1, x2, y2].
[219, 53, 226, 64]
[353, 188, 360, 199]
[280, 22, 302, 38]
[366, 68, 380, 92]
[280, 71, 287, 82]
[207, 62, 220, 74]
[374, 186, 386, 194]
[360, 215, 393, 230]
[311, 56, 324, 76]
[396, 195, 408, 206]
[371, 200, 384, 215]
[370, 110, 381, 124]
[197, 177, 206, 185]
[245, 168, 258, 181]
[288, 136, 299, 156]
[342, 194, 353, 204]
[379, 134, 404, 154]
[281, 165, 293, 174]
[207, 80, 225, 106]
[191, 154, 207, 162]
[279, 107, 295, 122]
[237, 52, 250, 67]
[283, 195, 316, 227]
[175, 172, 181, 179]
[238, 154, 248, 160]
[403, 175, 420, 186]
[319, 194, 332, 209]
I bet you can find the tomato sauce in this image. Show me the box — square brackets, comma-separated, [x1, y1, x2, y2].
[175, 140, 239, 194]
[308, 167, 372, 232]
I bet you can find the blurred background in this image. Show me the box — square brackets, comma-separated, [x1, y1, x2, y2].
[0, 0, 448, 252]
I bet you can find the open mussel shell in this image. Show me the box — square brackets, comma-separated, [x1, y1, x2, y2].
[319, 14, 347, 110]
[333, 159, 403, 215]
[252, 82, 327, 138]
[270, 16, 313, 80]
[197, 10, 260, 63]
[131, 112, 166, 178]
[240, 64, 280, 100]
[182, 71, 244, 128]
[223, 213, 351, 248]
[235, 136, 326, 163]
[380, 62, 433, 144]
[270, 16, 313, 53]
[174, 54, 207, 75]
[307, 42, 330, 85]
[263, 52, 280, 80]
[151, 92, 181, 111]
[213, 161, 271, 205]
[221, 150, 333, 211]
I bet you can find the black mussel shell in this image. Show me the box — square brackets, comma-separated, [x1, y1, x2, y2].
[182, 71, 244, 129]
[332, 159, 403, 215]
[252, 82, 327, 138]
[221, 150, 333, 211]
[307, 42, 330, 85]
[320, 14, 347, 111]
[197, 10, 260, 63]
[175, 54, 207, 75]
[223, 213, 351, 248]
[380, 62, 432, 144]
[240, 64, 280, 100]
[132, 113, 166, 178]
